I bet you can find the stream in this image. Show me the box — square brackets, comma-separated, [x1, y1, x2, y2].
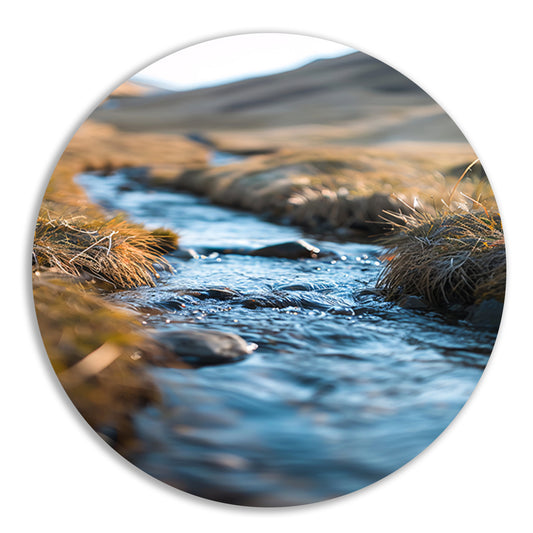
[77, 162, 496, 506]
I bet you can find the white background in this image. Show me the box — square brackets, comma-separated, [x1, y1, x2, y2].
[2, 1, 532, 531]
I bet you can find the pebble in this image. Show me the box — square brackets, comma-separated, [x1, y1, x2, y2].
[155, 328, 257, 367]
[249, 240, 320, 259]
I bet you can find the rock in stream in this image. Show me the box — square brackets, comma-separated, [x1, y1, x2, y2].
[154, 328, 258, 367]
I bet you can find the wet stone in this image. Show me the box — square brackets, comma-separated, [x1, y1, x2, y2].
[174, 287, 242, 301]
[249, 240, 320, 259]
[467, 299, 504, 328]
[198, 246, 253, 256]
[155, 328, 257, 367]
[206, 288, 243, 300]
[237, 292, 336, 311]
[398, 295, 429, 310]
[171, 248, 200, 260]
[277, 281, 335, 292]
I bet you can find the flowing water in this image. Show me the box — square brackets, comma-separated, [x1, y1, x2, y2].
[77, 165, 497, 506]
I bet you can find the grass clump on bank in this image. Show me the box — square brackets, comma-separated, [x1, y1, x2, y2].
[34, 208, 176, 289]
[174, 145, 490, 237]
[377, 204, 505, 308]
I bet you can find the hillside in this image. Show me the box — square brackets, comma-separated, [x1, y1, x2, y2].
[91, 51, 468, 149]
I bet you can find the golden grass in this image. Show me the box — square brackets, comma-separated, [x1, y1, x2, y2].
[33, 274, 160, 449]
[33, 119, 198, 288]
[54, 120, 208, 180]
[174, 145, 493, 236]
[376, 203, 505, 307]
[34, 209, 175, 288]
[32, 117, 204, 445]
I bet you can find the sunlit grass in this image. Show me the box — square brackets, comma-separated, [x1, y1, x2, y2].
[175, 145, 493, 236]
[31, 117, 199, 444]
[33, 274, 160, 449]
[34, 208, 176, 288]
[377, 195, 505, 307]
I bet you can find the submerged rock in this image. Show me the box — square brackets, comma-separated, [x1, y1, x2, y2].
[398, 295, 429, 311]
[199, 246, 254, 256]
[277, 281, 335, 292]
[155, 328, 257, 367]
[237, 291, 337, 311]
[170, 287, 242, 301]
[467, 299, 504, 329]
[249, 240, 320, 259]
[206, 287, 242, 300]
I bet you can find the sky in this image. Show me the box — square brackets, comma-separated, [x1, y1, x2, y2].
[131, 33, 354, 91]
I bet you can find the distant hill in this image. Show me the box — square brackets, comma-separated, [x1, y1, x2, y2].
[104, 80, 175, 102]
[91, 52, 467, 146]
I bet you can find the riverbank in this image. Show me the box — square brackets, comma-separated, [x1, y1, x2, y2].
[377, 206, 505, 323]
[32, 119, 209, 448]
[143, 142, 504, 318]
[162, 144, 488, 237]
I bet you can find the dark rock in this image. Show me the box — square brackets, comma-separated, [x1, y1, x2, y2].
[200, 241, 334, 260]
[249, 240, 320, 259]
[237, 291, 335, 311]
[172, 287, 242, 301]
[155, 328, 257, 367]
[467, 299, 504, 329]
[277, 282, 334, 292]
[398, 295, 429, 310]
[171, 248, 200, 260]
[239, 295, 290, 309]
[206, 288, 242, 300]
[199, 246, 254, 256]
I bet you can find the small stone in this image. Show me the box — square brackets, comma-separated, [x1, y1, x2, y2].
[171, 248, 200, 260]
[399, 295, 428, 310]
[206, 288, 242, 300]
[155, 328, 257, 367]
[467, 299, 504, 328]
[249, 240, 320, 259]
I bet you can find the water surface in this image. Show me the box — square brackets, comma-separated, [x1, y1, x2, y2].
[77, 169, 495, 506]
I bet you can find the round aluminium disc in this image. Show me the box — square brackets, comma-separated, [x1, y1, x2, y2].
[32, 32, 505, 507]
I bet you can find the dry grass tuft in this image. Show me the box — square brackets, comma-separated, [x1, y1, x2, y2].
[34, 208, 175, 288]
[173, 145, 493, 237]
[377, 201, 505, 307]
[33, 119, 185, 288]
[33, 274, 159, 449]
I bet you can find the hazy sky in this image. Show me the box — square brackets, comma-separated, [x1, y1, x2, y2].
[132, 34, 354, 91]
